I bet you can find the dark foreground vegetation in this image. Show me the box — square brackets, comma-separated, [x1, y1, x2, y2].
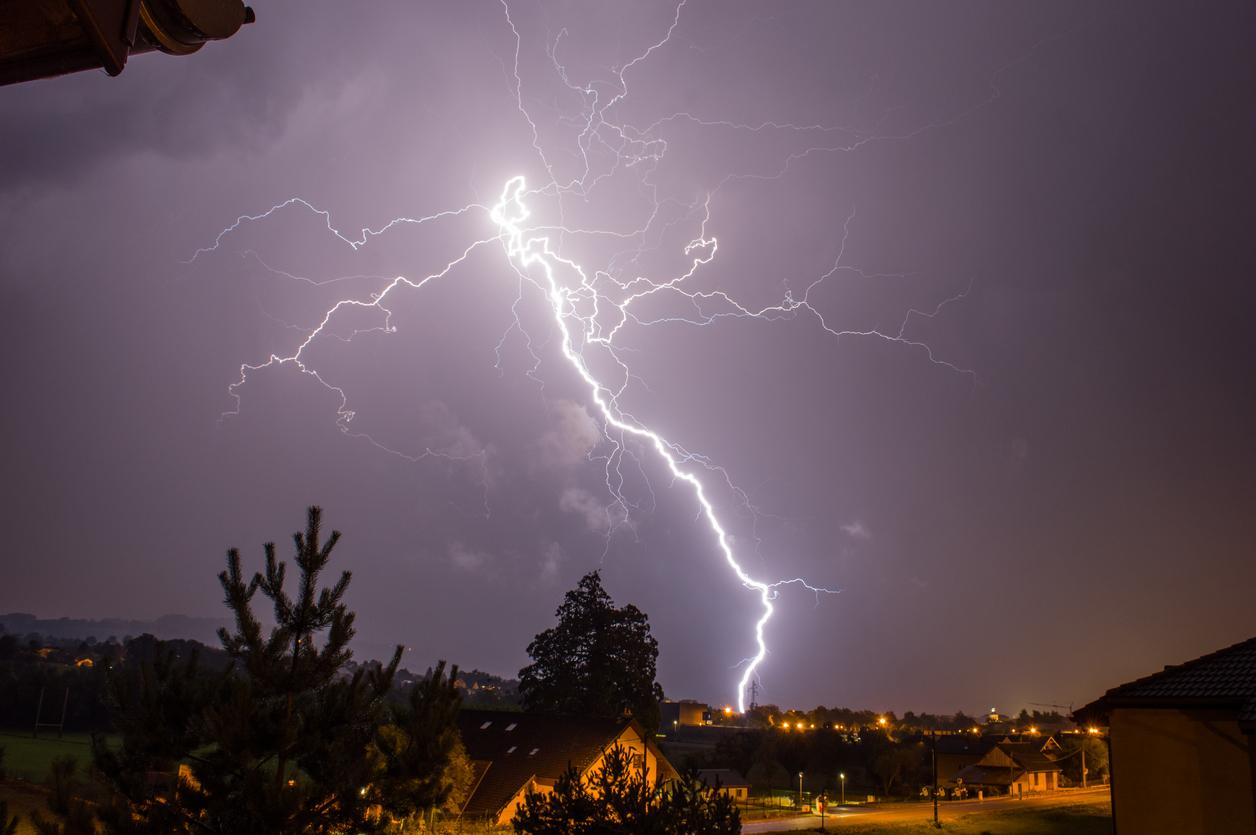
[0, 507, 731, 835]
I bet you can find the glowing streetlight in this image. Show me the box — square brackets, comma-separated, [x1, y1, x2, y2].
[839, 772, 846, 806]
[798, 772, 804, 810]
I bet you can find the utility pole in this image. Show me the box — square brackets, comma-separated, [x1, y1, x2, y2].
[931, 729, 940, 828]
[1081, 743, 1087, 789]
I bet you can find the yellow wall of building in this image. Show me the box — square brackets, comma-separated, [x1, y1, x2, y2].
[1110, 707, 1255, 835]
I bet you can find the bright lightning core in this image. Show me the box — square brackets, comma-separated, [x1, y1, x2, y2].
[491, 176, 831, 712]
[199, 0, 980, 712]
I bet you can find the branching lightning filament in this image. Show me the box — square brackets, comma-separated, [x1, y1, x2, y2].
[197, 0, 986, 710]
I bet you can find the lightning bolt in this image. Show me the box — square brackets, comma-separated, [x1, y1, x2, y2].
[490, 175, 842, 711]
[193, 0, 995, 711]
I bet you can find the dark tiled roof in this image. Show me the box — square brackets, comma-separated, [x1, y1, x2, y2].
[953, 764, 1018, 787]
[457, 709, 666, 819]
[697, 768, 748, 788]
[1075, 635, 1256, 730]
[935, 736, 996, 757]
[998, 744, 1061, 773]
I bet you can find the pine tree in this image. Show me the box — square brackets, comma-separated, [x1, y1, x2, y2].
[519, 571, 665, 734]
[369, 659, 472, 827]
[511, 745, 740, 834]
[0, 800, 18, 835]
[84, 507, 464, 834]
[28, 758, 96, 835]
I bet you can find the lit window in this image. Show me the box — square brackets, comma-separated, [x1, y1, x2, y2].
[480, 721, 492, 730]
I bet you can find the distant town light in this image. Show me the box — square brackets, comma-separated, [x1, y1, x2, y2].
[877, 716, 888, 727]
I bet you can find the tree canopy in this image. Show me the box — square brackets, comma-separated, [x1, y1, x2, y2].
[518, 571, 664, 734]
[64, 507, 467, 834]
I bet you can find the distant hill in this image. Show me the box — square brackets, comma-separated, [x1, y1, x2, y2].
[0, 612, 228, 645]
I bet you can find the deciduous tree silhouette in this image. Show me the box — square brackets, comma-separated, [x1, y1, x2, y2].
[519, 571, 664, 734]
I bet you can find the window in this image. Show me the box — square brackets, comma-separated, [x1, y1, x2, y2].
[479, 721, 492, 730]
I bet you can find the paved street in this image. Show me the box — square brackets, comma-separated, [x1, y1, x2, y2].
[742, 786, 1112, 832]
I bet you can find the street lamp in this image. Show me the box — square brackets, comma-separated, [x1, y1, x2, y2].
[798, 772, 804, 810]
[839, 772, 846, 806]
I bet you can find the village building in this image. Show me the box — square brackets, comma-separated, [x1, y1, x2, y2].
[696, 768, 750, 801]
[1076, 635, 1256, 835]
[935, 735, 997, 784]
[660, 699, 711, 729]
[937, 733, 1061, 785]
[457, 709, 678, 827]
[952, 739, 1063, 796]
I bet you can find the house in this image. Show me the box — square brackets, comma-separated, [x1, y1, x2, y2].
[935, 735, 997, 784]
[952, 740, 1062, 796]
[696, 768, 750, 801]
[457, 709, 678, 827]
[1075, 635, 1256, 835]
[937, 733, 1060, 785]
[660, 699, 710, 729]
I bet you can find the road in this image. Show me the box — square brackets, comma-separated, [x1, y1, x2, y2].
[742, 786, 1112, 832]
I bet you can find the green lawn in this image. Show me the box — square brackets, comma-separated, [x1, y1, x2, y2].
[0, 731, 107, 782]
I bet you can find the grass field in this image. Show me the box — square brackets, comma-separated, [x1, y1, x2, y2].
[0, 731, 106, 782]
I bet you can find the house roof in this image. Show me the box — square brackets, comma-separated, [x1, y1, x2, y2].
[953, 746, 1059, 787]
[457, 709, 672, 819]
[697, 768, 749, 789]
[953, 764, 1019, 787]
[934, 736, 997, 757]
[1075, 635, 1256, 732]
[997, 743, 1062, 774]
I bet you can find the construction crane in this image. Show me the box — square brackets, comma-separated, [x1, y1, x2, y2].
[1029, 701, 1073, 715]
[1, 0, 253, 86]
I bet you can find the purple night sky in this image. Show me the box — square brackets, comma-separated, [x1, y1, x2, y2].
[1, 0, 1253, 715]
